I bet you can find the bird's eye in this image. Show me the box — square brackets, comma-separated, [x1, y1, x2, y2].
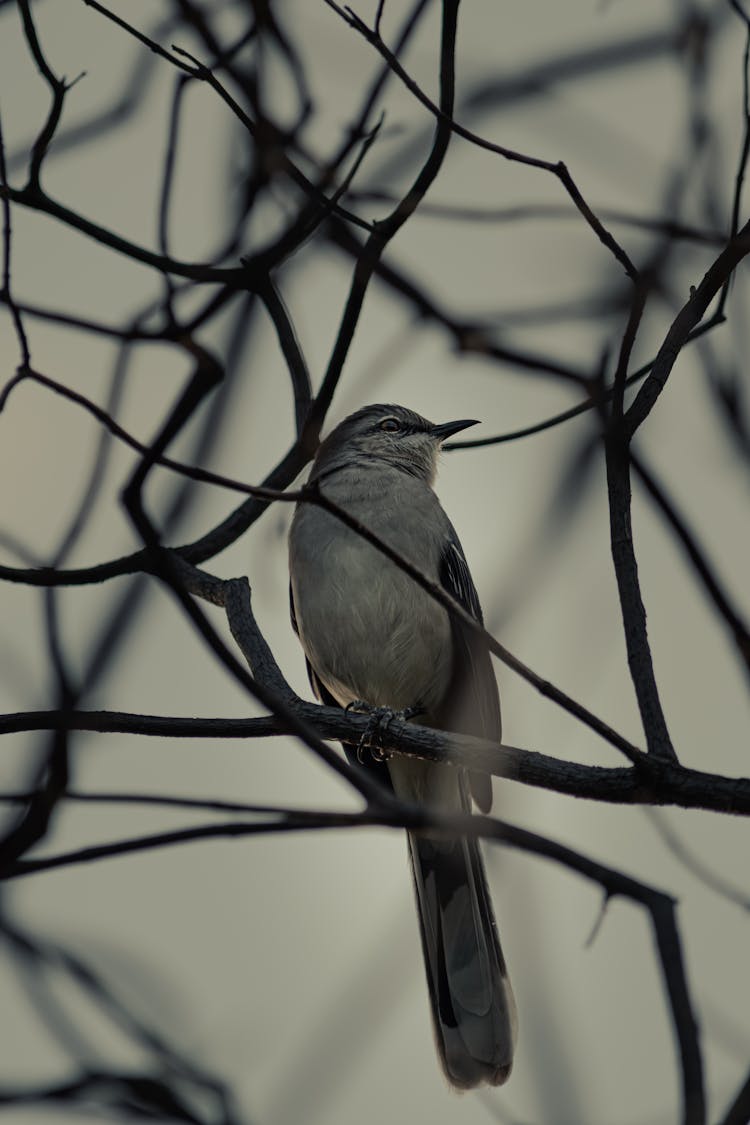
[379, 417, 401, 433]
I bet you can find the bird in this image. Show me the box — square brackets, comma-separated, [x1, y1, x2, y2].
[288, 403, 516, 1088]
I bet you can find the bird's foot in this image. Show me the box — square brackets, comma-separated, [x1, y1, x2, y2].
[346, 701, 424, 763]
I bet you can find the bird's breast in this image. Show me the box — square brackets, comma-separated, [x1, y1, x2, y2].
[290, 493, 453, 716]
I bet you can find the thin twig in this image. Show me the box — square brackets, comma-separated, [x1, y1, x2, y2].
[308, 0, 461, 440]
[604, 280, 676, 761]
[625, 220, 750, 439]
[0, 800, 706, 1118]
[17, 0, 69, 187]
[0, 111, 30, 367]
[346, 192, 726, 245]
[326, 219, 596, 384]
[718, 1, 750, 318]
[257, 279, 312, 438]
[323, 0, 639, 280]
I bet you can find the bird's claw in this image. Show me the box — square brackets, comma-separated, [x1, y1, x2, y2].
[348, 702, 424, 763]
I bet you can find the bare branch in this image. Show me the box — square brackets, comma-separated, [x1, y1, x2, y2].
[625, 220, 750, 438]
[720, 1066, 750, 1125]
[323, 0, 639, 280]
[0, 800, 706, 1118]
[16, 0, 70, 187]
[605, 280, 676, 762]
[3, 701, 750, 813]
[257, 279, 312, 438]
[307, 0, 461, 440]
[326, 220, 591, 384]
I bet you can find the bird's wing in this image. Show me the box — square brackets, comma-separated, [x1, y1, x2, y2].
[289, 581, 393, 788]
[439, 534, 502, 812]
[289, 580, 339, 708]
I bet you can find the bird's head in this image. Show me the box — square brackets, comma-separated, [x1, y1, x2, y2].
[311, 404, 478, 484]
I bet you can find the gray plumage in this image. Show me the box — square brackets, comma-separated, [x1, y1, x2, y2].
[288, 403, 516, 1088]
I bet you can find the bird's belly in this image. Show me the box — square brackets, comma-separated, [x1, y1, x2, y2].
[294, 546, 453, 715]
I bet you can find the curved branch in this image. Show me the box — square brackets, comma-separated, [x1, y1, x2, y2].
[2, 704, 750, 814]
[625, 221, 750, 438]
[1, 802, 705, 1118]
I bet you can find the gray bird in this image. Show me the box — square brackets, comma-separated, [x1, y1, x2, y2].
[288, 403, 516, 1088]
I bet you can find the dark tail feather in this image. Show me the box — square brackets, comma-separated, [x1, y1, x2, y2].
[407, 830, 516, 1088]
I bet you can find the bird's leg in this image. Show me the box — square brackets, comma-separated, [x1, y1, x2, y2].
[345, 701, 425, 763]
[369, 704, 426, 762]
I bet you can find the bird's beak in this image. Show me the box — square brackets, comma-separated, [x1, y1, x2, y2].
[430, 418, 480, 441]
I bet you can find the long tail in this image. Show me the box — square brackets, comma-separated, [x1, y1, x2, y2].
[407, 829, 516, 1088]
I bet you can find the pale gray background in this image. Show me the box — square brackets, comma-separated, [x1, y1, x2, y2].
[1, 2, 749, 1123]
